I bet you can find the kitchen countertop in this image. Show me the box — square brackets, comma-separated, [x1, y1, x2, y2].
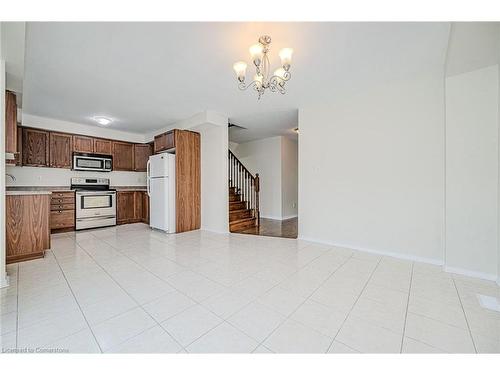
[6, 186, 147, 192]
[114, 186, 147, 191]
[6, 190, 52, 196]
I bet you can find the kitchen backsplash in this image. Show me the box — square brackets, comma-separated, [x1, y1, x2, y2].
[5, 165, 147, 187]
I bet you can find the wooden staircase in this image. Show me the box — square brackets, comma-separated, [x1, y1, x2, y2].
[228, 150, 260, 232]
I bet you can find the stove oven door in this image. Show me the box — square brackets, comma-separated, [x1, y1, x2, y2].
[76, 191, 116, 218]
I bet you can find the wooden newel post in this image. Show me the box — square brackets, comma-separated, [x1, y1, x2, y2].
[255, 173, 260, 226]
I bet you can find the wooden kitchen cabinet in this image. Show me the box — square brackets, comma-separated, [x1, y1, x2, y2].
[73, 135, 94, 153]
[94, 138, 112, 155]
[117, 191, 136, 224]
[49, 132, 73, 168]
[112, 141, 134, 171]
[134, 143, 152, 171]
[175, 130, 201, 232]
[5, 91, 18, 156]
[50, 191, 76, 232]
[15, 125, 23, 166]
[154, 130, 175, 153]
[22, 127, 50, 167]
[116, 190, 149, 225]
[141, 191, 149, 224]
[6, 194, 51, 263]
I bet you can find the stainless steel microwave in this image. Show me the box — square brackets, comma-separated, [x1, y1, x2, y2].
[73, 153, 113, 172]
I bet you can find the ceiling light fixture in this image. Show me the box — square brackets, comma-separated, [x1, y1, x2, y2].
[93, 116, 112, 126]
[233, 35, 293, 100]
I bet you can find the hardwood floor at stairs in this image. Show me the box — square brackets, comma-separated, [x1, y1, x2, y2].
[236, 217, 298, 239]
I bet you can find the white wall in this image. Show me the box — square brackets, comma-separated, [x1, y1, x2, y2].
[1, 22, 8, 288]
[445, 65, 499, 280]
[299, 74, 445, 263]
[182, 111, 229, 233]
[233, 136, 283, 220]
[281, 137, 298, 219]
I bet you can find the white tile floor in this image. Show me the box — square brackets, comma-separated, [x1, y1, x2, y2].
[1, 223, 499, 353]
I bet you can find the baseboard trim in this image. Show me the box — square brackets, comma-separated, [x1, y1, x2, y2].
[443, 266, 497, 282]
[0, 275, 10, 289]
[297, 235, 500, 282]
[297, 236, 444, 266]
[201, 227, 229, 234]
[261, 215, 298, 221]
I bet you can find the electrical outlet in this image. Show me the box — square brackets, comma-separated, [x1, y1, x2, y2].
[292, 202, 297, 208]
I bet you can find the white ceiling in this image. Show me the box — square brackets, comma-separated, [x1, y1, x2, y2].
[21, 22, 451, 139]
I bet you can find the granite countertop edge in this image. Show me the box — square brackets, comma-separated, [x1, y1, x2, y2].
[6, 185, 147, 192]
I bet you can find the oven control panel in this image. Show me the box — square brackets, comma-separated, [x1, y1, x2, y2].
[71, 177, 110, 186]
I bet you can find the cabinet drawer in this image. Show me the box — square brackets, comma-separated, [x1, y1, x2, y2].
[51, 203, 75, 211]
[51, 191, 75, 198]
[50, 210, 75, 229]
[50, 197, 75, 205]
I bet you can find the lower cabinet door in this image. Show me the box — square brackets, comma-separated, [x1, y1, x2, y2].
[117, 191, 136, 224]
[50, 210, 75, 230]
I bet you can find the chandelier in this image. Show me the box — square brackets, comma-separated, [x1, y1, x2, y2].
[233, 35, 293, 100]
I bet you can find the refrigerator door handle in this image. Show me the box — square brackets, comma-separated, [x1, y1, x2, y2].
[146, 159, 151, 197]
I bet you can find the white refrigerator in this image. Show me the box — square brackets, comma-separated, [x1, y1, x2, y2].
[147, 153, 176, 233]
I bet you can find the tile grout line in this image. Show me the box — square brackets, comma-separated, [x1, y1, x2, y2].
[325, 256, 384, 353]
[252, 251, 357, 351]
[399, 261, 414, 353]
[97, 231, 283, 351]
[74, 233, 187, 352]
[95, 226, 293, 349]
[451, 276, 478, 353]
[50, 240, 104, 353]
[166, 246, 352, 352]
[15, 264, 20, 349]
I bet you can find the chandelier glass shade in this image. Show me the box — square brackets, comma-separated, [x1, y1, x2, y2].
[233, 35, 293, 99]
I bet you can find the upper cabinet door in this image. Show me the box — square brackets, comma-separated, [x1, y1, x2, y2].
[22, 128, 50, 167]
[154, 130, 175, 153]
[94, 139, 112, 155]
[112, 141, 134, 171]
[5, 91, 17, 155]
[134, 144, 152, 171]
[49, 132, 73, 168]
[73, 135, 94, 153]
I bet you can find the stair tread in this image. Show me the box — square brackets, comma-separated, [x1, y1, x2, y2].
[229, 208, 251, 213]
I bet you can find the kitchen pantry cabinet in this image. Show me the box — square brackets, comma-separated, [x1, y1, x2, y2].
[134, 144, 152, 171]
[73, 135, 94, 153]
[175, 130, 201, 232]
[49, 132, 73, 168]
[22, 127, 50, 167]
[5, 91, 18, 157]
[112, 141, 134, 171]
